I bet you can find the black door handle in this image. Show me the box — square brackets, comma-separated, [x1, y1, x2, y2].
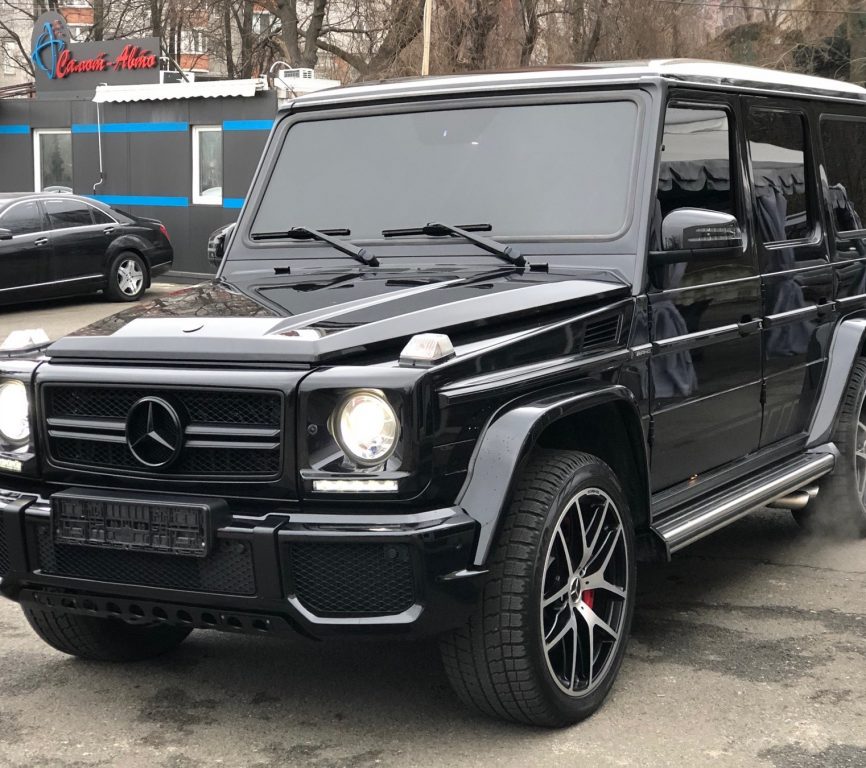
[737, 318, 761, 336]
[34, 237, 49, 246]
[103, 227, 116, 235]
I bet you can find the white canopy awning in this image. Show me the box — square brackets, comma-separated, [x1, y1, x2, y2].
[93, 78, 265, 104]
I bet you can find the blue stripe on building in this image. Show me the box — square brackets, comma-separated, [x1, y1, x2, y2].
[222, 198, 245, 209]
[73, 122, 189, 134]
[0, 125, 30, 135]
[89, 194, 190, 208]
[223, 120, 273, 131]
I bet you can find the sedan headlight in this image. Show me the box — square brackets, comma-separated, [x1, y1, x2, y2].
[332, 390, 399, 466]
[0, 380, 30, 445]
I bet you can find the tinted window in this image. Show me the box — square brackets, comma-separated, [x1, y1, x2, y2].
[748, 110, 811, 242]
[821, 117, 866, 235]
[251, 100, 641, 242]
[0, 201, 44, 236]
[90, 206, 114, 225]
[653, 105, 751, 289]
[45, 199, 93, 229]
[657, 106, 736, 220]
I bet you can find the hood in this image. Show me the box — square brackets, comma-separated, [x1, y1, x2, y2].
[50, 266, 630, 364]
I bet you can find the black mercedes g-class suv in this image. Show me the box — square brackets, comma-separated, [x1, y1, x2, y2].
[2, 60, 866, 727]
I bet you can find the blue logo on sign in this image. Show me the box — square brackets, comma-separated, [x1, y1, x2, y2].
[31, 21, 65, 80]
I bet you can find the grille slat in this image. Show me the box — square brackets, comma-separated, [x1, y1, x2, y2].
[36, 527, 255, 595]
[43, 385, 283, 479]
[0, 515, 9, 576]
[582, 315, 622, 351]
[288, 542, 416, 617]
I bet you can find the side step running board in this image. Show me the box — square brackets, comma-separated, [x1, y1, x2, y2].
[653, 451, 836, 556]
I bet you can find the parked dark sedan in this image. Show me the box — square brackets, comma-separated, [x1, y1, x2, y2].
[0, 193, 172, 306]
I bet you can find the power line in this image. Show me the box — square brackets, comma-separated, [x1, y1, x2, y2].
[649, 0, 866, 15]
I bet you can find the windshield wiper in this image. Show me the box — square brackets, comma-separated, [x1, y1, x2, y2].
[252, 227, 379, 267]
[382, 222, 525, 267]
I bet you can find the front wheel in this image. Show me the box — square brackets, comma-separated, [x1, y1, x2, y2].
[441, 449, 636, 727]
[105, 251, 147, 302]
[24, 607, 191, 661]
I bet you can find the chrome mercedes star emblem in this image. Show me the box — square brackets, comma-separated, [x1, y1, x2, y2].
[125, 396, 183, 468]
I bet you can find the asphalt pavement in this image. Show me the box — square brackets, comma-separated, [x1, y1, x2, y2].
[0, 288, 863, 768]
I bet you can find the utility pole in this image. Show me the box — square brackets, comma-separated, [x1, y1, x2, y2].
[421, 0, 432, 76]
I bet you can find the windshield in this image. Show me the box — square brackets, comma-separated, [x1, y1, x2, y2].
[251, 99, 641, 243]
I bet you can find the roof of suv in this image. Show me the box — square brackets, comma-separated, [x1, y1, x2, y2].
[285, 59, 866, 110]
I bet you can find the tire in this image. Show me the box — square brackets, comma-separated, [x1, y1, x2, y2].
[105, 251, 147, 302]
[794, 358, 866, 538]
[24, 607, 191, 662]
[441, 449, 636, 727]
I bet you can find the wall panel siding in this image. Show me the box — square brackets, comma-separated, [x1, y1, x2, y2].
[0, 90, 278, 273]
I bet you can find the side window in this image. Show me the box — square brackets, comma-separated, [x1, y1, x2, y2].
[654, 104, 748, 290]
[45, 199, 94, 229]
[0, 201, 44, 236]
[747, 109, 812, 243]
[33, 130, 72, 192]
[821, 117, 866, 255]
[89, 206, 114, 225]
[192, 125, 223, 205]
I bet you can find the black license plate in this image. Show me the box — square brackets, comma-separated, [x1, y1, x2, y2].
[52, 490, 220, 558]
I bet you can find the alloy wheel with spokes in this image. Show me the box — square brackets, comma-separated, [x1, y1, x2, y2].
[541, 488, 629, 697]
[106, 252, 147, 301]
[441, 449, 636, 726]
[117, 258, 144, 296]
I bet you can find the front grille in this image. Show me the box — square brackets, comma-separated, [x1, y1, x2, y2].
[0, 515, 9, 575]
[288, 542, 416, 616]
[43, 385, 283, 479]
[36, 527, 255, 595]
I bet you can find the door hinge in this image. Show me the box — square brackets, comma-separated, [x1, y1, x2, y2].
[760, 381, 767, 406]
[648, 416, 655, 447]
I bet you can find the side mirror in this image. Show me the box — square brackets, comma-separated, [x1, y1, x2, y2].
[207, 222, 234, 268]
[661, 208, 743, 251]
[0, 228, 12, 241]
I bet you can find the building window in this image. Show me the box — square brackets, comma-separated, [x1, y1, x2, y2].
[67, 24, 89, 43]
[253, 12, 275, 35]
[192, 125, 222, 205]
[181, 29, 207, 55]
[34, 130, 73, 192]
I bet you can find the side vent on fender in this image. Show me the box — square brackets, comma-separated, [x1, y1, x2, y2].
[581, 315, 622, 352]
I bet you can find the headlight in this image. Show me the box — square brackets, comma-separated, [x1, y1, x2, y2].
[332, 390, 399, 466]
[0, 380, 30, 445]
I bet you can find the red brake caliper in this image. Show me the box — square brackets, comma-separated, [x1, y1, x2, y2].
[582, 589, 596, 610]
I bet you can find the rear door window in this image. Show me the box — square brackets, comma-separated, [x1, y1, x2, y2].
[821, 117, 866, 241]
[45, 199, 94, 230]
[0, 201, 45, 236]
[747, 109, 812, 243]
[90, 206, 114, 225]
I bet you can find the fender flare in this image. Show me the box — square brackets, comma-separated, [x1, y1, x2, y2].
[455, 384, 649, 566]
[808, 317, 866, 447]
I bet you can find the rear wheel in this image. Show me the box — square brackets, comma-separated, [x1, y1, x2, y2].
[794, 358, 866, 537]
[106, 251, 146, 301]
[24, 607, 191, 661]
[440, 449, 636, 727]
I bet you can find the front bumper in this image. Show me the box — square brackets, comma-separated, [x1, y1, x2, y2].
[0, 488, 484, 640]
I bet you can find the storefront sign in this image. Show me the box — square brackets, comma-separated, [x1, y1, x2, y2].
[31, 12, 160, 98]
